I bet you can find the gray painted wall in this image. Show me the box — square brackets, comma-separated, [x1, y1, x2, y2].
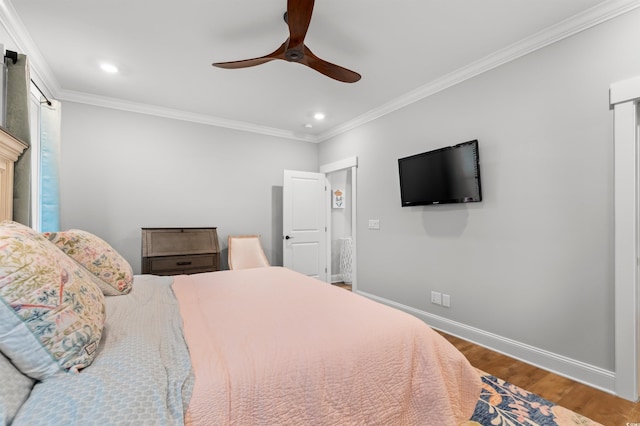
[59, 102, 318, 273]
[318, 9, 640, 372]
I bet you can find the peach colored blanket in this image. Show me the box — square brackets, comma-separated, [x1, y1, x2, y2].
[172, 267, 481, 425]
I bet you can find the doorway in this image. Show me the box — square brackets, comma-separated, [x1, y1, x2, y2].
[320, 156, 358, 292]
[282, 157, 358, 288]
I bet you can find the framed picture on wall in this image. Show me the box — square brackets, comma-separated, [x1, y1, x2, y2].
[333, 189, 345, 209]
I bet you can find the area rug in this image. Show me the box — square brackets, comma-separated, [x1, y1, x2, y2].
[462, 371, 603, 426]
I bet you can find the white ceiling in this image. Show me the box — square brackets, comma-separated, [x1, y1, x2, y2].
[5, 0, 639, 142]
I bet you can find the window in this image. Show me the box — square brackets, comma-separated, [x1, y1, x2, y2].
[29, 82, 60, 232]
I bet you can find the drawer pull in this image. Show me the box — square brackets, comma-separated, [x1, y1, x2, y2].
[176, 261, 192, 266]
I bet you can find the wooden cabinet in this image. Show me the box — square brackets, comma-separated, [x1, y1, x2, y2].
[141, 227, 220, 275]
[0, 128, 27, 221]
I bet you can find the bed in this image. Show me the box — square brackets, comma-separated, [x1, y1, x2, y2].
[0, 221, 481, 425]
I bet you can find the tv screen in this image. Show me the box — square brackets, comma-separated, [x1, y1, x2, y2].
[398, 140, 482, 207]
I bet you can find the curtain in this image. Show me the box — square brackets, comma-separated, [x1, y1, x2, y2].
[5, 53, 31, 225]
[39, 99, 61, 232]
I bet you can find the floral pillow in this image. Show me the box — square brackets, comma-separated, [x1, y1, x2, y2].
[44, 229, 133, 296]
[0, 220, 105, 380]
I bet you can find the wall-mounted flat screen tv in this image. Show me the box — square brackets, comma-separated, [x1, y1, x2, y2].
[398, 139, 482, 207]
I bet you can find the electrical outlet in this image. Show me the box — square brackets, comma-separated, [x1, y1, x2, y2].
[431, 291, 442, 305]
[368, 219, 380, 230]
[442, 294, 451, 308]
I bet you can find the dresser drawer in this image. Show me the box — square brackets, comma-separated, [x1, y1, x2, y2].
[145, 254, 218, 275]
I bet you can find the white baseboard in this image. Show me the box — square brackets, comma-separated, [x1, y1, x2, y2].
[357, 290, 616, 396]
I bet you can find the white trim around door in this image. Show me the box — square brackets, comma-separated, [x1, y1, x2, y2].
[611, 74, 640, 402]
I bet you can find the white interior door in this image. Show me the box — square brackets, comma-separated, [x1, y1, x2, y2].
[283, 170, 328, 281]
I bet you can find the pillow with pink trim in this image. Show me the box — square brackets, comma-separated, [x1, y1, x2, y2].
[44, 229, 133, 296]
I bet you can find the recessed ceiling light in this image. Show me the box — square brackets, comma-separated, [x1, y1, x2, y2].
[305, 123, 313, 128]
[313, 112, 325, 121]
[100, 63, 119, 74]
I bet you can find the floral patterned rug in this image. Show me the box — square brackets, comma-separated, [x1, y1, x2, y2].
[462, 371, 603, 426]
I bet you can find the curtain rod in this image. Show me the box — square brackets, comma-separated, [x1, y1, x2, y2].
[31, 80, 52, 106]
[4, 49, 52, 106]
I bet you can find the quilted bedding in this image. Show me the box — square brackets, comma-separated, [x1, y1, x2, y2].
[172, 267, 481, 425]
[10, 275, 194, 425]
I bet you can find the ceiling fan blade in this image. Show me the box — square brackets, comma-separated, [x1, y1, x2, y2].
[286, 0, 314, 49]
[301, 45, 361, 83]
[212, 42, 287, 69]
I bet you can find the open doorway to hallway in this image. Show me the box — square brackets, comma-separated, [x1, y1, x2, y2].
[321, 156, 358, 292]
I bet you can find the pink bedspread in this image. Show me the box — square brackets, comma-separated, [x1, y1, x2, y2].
[172, 267, 481, 425]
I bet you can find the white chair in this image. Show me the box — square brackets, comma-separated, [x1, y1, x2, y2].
[228, 235, 270, 270]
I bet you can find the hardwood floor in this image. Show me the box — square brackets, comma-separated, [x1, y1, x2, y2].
[438, 332, 640, 425]
[333, 282, 352, 291]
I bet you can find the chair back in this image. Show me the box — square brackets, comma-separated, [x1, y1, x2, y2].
[228, 235, 270, 270]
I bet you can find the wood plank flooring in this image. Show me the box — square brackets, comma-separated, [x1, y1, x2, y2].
[438, 332, 640, 425]
[333, 282, 352, 291]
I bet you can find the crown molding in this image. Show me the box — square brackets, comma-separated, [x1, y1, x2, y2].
[57, 89, 319, 143]
[317, 0, 640, 142]
[2, 0, 639, 143]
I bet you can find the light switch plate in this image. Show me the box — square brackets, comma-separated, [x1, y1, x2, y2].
[442, 294, 451, 307]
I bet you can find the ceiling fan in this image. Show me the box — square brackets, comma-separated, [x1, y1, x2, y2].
[212, 0, 361, 83]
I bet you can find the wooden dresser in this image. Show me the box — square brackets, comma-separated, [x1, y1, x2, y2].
[0, 127, 28, 221]
[141, 227, 220, 275]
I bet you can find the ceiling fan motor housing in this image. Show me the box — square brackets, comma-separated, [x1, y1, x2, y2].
[285, 49, 303, 62]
